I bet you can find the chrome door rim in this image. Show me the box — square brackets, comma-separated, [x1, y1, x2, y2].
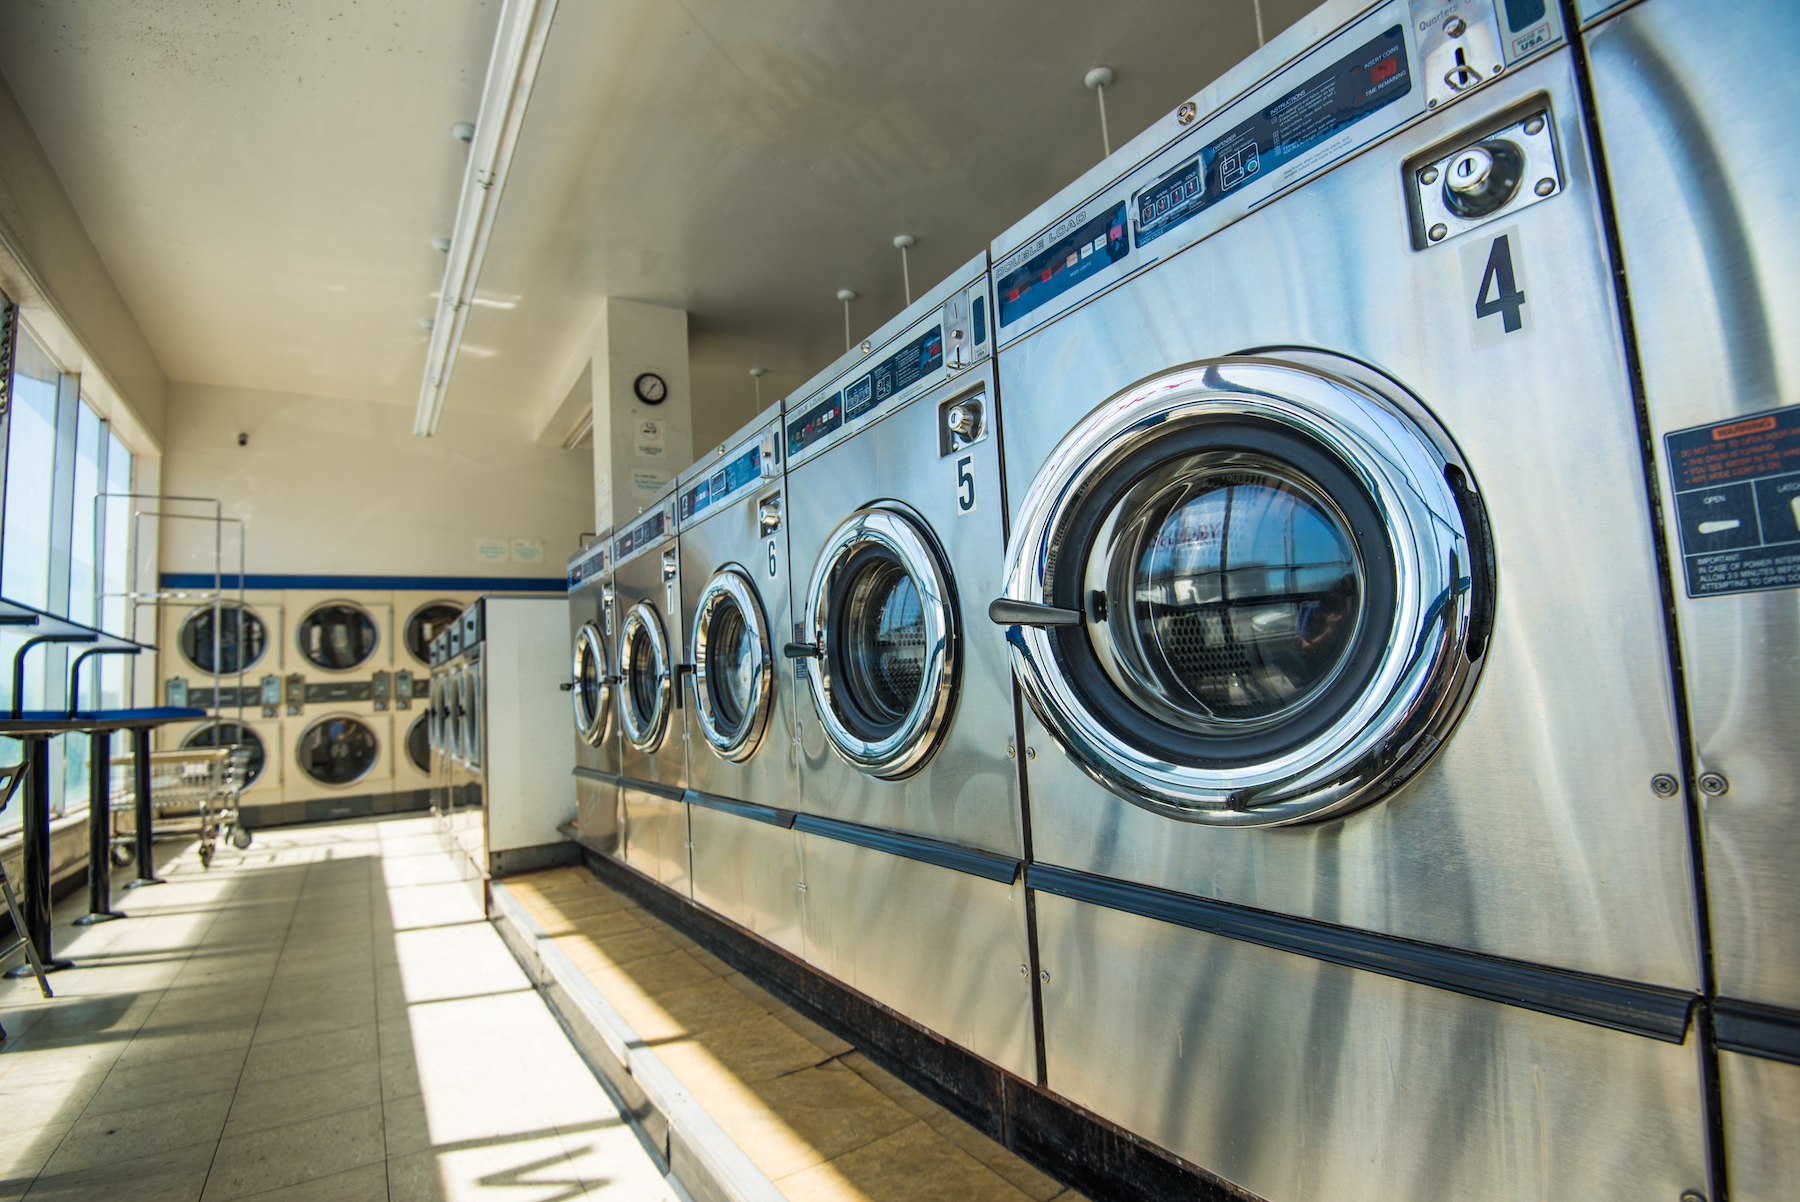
[999, 355, 1489, 826]
[803, 505, 956, 778]
[690, 568, 773, 762]
[618, 601, 672, 751]
[571, 621, 612, 747]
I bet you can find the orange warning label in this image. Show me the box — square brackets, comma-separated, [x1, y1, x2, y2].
[1711, 415, 1778, 441]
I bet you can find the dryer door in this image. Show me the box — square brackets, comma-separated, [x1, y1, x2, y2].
[690, 569, 773, 762]
[618, 602, 673, 752]
[802, 505, 957, 779]
[571, 621, 613, 747]
[997, 354, 1492, 826]
[296, 714, 380, 788]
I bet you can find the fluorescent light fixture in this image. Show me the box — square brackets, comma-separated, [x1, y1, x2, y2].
[414, 0, 559, 437]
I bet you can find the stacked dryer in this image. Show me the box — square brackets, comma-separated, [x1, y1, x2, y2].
[778, 252, 1031, 1076]
[674, 410, 800, 953]
[161, 593, 284, 818]
[985, 2, 1709, 1198]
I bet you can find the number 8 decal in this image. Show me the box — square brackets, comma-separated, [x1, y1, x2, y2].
[956, 454, 976, 514]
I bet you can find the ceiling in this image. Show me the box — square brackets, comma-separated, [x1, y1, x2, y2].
[0, 0, 1317, 446]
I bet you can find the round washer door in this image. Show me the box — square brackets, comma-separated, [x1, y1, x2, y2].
[451, 668, 468, 760]
[998, 354, 1493, 826]
[405, 714, 430, 773]
[618, 602, 672, 752]
[179, 603, 269, 675]
[571, 621, 613, 747]
[297, 602, 379, 672]
[802, 505, 956, 779]
[181, 721, 266, 788]
[404, 602, 463, 665]
[296, 714, 380, 787]
[690, 569, 773, 762]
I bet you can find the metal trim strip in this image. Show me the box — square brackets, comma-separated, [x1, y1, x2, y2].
[571, 765, 619, 785]
[619, 776, 686, 802]
[1714, 999, 1800, 1067]
[1027, 863, 1696, 1042]
[792, 814, 1021, 884]
[684, 789, 795, 829]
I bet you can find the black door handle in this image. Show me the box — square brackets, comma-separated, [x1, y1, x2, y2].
[783, 642, 820, 659]
[988, 599, 1083, 627]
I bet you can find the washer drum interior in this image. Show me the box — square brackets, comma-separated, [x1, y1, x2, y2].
[994, 354, 1494, 826]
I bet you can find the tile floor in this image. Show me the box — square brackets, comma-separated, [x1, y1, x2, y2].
[504, 868, 1088, 1202]
[0, 816, 679, 1201]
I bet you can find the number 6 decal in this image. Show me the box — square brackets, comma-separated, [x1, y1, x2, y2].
[1460, 225, 1533, 347]
[955, 455, 977, 514]
[767, 538, 779, 578]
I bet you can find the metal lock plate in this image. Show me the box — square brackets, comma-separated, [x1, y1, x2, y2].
[758, 494, 782, 537]
[939, 392, 987, 456]
[1412, 107, 1560, 248]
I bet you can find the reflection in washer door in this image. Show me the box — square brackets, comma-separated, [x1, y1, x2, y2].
[404, 603, 463, 664]
[179, 604, 268, 674]
[804, 506, 957, 779]
[405, 713, 430, 773]
[296, 714, 380, 786]
[181, 721, 266, 787]
[297, 604, 378, 671]
[691, 570, 772, 762]
[999, 354, 1493, 826]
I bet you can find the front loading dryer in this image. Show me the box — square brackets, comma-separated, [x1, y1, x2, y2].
[612, 489, 690, 897]
[989, 4, 1707, 1200]
[782, 250, 1032, 1079]
[566, 537, 620, 858]
[674, 408, 801, 955]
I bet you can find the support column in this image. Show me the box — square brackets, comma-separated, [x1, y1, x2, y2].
[6, 736, 72, 975]
[589, 299, 693, 536]
[124, 727, 161, 888]
[77, 729, 125, 924]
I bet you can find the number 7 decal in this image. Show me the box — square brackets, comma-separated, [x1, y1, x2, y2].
[1459, 225, 1533, 347]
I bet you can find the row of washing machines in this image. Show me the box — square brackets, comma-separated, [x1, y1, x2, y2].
[156, 591, 469, 824]
[567, 2, 1796, 1199]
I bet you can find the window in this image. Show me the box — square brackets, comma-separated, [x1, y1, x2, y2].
[0, 313, 140, 831]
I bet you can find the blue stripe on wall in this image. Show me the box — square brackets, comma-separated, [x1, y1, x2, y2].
[159, 574, 567, 593]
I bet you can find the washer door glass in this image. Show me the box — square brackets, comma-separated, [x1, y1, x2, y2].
[404, 603, 463, 664]
[465, 661, 483, 769]
[691, 569, 772, 762]
[618, 602, 671, 752]
[298, 604, 378, 671]
[405, 714, 430, 773]
[181, 721, 266, 788]
[571, 622, 612, 747]
[296, 715, 379, 787]
[999, 356, 1491, 826]
[179, 604, 268, 674]
[804, 507, 955, 778]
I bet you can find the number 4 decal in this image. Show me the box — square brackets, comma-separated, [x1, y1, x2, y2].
[1459, 225, 1533, 347]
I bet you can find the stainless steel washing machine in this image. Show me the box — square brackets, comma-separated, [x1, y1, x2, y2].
[612, 489, 690, 896]
[988, 3, 1707, 1198]
[1584, 1, 1800, 1196]
[567, 537, 620, 858]
[674, 409, 803, 954]
[782, 250, 1032, 1078]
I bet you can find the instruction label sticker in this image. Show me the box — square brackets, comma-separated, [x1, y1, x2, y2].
[1665, 405, 1800, 597]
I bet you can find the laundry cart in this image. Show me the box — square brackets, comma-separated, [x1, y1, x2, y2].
[110, 746, 252, 869]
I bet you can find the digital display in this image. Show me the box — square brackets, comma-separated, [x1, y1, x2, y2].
[680, 444, 762, 522]
[787, 392, 843, 457]
[997, 203, 1130, 329]
[1135, 25, 1410, 251]
[614, 510, 666, 561]
[843, 375, 874, 419]
[567, 542, 606, 587]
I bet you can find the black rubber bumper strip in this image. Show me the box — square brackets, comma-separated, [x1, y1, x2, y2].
[1714, 998, 1800, 1066]
[793, 814, 1022, 885]
[1027, 863, 1696, 1043]
[685, 789, 796, 830]
[571, 765, 619, 785]
[619, 776, 687, 802]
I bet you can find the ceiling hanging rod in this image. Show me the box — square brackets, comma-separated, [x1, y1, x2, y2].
[414, 0, 560, 437]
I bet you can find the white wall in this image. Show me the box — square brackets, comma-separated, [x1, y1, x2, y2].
[160, 382, 593, 578]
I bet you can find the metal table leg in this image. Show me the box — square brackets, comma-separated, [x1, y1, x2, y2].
[5, 736, 72, 976]
[123, 727, 162, 888]
[75, 728, 125, 924]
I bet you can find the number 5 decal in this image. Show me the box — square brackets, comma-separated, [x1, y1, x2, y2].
[955, 455, 977, 514]
[1459, 225, 1533, 347]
